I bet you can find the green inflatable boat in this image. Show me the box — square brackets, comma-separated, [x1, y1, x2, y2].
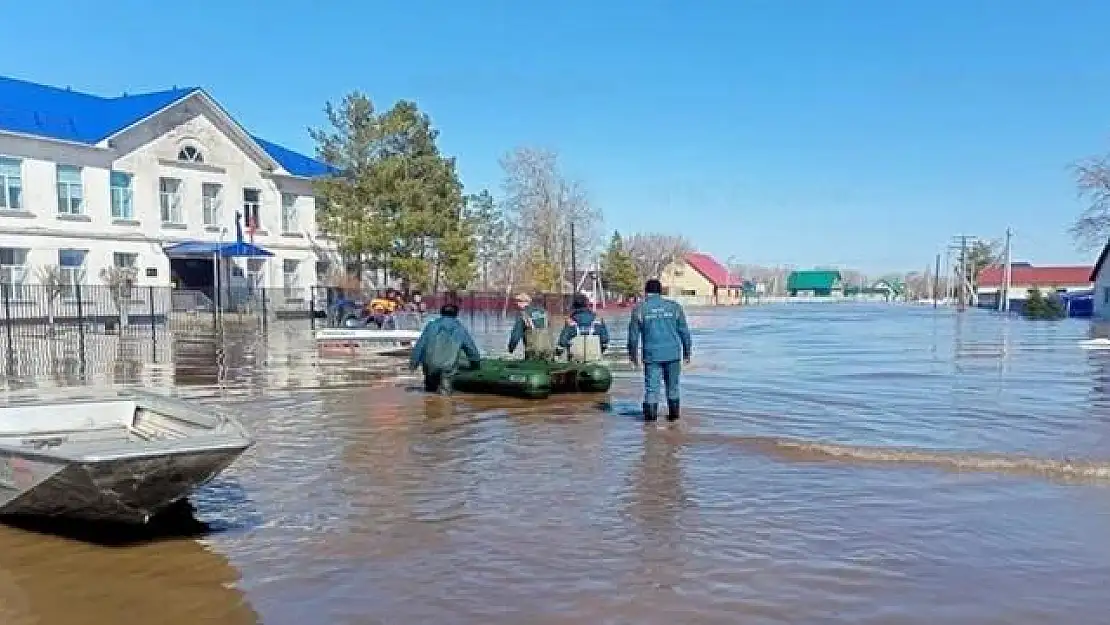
[452, 358, 612, 399]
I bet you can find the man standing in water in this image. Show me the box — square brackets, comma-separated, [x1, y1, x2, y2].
[507, 293, 555, 360]
[627, 279, 692, 422]
[409, 303, 482, 394]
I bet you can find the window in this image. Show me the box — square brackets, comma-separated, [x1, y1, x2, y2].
[202, 183, 222, 227]
[1105, 287, 1110, 305]
[0, 247, 28, 300]
[56, 165, 84, 215]
[178, 145, 203, 163]
[0, 157, 22, 210]
[283, 259, 300, 298]
[246, 259, 264, 291]
[113, 252, 138, 269]
[681, 289, 697, 296]
[58, 249, 87, 299]
[281, 193, 298, 234]
[159, 177, 183, 224]
[242, 188, 261, 231]
[110, 171, 133, 220]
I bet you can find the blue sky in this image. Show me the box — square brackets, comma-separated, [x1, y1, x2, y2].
[4, 0, 1110, 274]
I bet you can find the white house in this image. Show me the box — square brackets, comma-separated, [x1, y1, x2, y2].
[0, 74, 337, 311]
[1089, 245, 1110, 320]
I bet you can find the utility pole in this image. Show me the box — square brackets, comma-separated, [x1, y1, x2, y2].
[933, 253, 941, 308]
[948, 235, 978, 312]
[570, 220, 577, 296]
[999, 227, 1013, 312]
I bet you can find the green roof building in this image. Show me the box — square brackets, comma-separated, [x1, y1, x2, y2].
[786, 270, 843, 297]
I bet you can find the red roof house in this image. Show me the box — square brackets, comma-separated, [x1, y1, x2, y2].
[683, 253, 734, 287]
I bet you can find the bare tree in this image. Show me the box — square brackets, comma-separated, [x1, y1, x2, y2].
[100, 266, 137, 329]
[1070, 155, 1110, 251]
[36, 265, 65, 330]
[499, 147, 602, 292]
[624, 233, 692, 282]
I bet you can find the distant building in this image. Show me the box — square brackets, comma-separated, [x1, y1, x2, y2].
[977, 264, 1092, 309]
[661, 252, 741, 305]
[786, 270, 843, 297]
[844, 279, 904, 302]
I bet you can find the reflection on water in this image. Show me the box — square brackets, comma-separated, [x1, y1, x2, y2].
[0, 507, 258, 624]
[5, 306, 1110, 622]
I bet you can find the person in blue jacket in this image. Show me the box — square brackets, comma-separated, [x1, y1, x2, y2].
[409, 303, 482, 394]
[558, 294, 610, 358]
[627, 279, 692, 422]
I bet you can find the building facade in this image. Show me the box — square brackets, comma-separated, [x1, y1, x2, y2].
[0, 75, 335, 310]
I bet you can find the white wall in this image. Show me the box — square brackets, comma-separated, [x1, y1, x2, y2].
[0, 93, 330, 296]
[1093, 268, 1110, 320]
[979, 283, 1091, 301]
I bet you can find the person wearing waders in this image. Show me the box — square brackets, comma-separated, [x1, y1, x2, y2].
[507, 293, 555, 360]
[409, 303, 482, 394]
[627, 279, 692, 422]
[558, 294, 610, 362]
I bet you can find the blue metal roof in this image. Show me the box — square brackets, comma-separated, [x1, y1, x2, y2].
[0, 75, 331, 178]
[162, 240, 274, 258]
[251, 135, 336, 177]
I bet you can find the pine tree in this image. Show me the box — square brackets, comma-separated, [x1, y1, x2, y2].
[1023, 287, 1065, 319]
[600, 231, 639, 298]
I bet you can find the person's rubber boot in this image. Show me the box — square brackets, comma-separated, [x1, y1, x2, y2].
[439, 376, 454, 396]
[666, 399, 680, 422]
[642, 403, 658, 422]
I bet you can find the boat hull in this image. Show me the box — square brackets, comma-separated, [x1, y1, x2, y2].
[0, 391, 253, 524]
[0, 447, 246, 524]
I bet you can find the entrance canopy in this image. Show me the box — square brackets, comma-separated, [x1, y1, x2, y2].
[163, 240, 274, 259]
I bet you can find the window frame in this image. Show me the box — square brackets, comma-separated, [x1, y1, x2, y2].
[109, 171, 134, 220]
[202, 182, 223, 227]
[56, 165, 84, 215]
[159, 177, 184, 225]
[0, 157, 23, 210]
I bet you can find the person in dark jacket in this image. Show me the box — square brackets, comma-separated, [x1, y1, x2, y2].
[409, 304, 482, 394]
[558, 294, 610, 359]
[627, 279, 693, 422]
[507, 293, 555, 360]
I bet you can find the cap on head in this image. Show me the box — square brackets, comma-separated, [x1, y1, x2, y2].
[644, 279, 663, 294]
[515, 293, 531, 305]
[440, 304, 459, 317]
[572, 294, 590, 309]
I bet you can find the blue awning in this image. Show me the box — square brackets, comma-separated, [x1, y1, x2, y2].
[162, 240, 274, 258]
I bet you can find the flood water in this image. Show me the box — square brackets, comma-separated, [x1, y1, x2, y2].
[3, 303, 1110, 624]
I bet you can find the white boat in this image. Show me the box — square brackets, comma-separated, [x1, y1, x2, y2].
[314, 311, 426, 355]
[0, 391, 252, 524]
[1079, 338, 1110, 350]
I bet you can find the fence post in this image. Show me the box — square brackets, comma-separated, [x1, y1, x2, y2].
[309, 287, 315, 330]
[260, 289, 268, 329]
[2, 283, 12, 360]
[74, 282, 86, 366]
[148, 286, 157, 342]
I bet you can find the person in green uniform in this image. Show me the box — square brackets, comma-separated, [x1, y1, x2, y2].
[507, 293, 555, 360]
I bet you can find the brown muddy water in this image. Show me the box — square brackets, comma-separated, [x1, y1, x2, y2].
[2, 303, 1110, 624]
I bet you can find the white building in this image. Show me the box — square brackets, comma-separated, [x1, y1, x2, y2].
[0, 74, 337, 311]
[1089, 246, 1110, 320]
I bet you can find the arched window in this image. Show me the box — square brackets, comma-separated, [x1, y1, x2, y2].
[177, 145, 204, 163]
